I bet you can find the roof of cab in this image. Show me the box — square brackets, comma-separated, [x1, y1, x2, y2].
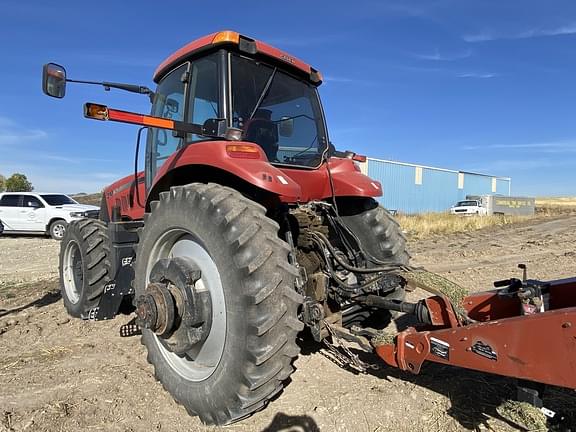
[153, 30, 322, 84]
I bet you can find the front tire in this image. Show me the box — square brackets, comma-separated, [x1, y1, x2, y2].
[59, 219, 111, 318]
[134, 183, 303, 425]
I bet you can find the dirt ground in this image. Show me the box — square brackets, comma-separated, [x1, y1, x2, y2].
[1, 216, 575, 432]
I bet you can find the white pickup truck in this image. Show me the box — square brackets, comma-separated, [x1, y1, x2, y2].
[0, 192, 99, 240]
[449, 199, 487, 216]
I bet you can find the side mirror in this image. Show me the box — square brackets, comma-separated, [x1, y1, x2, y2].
[278, 117, 294, 137]
[42, 63, 67, 98]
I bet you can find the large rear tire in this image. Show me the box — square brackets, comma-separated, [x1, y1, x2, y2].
[134, 183, 303, 425]
[59, 219, 111, 318]
[338, 198, 410, 328]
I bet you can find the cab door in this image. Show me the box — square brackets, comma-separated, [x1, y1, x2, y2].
[145, 62, 189, 191]
[20, 195, 47, 231]
[0, 194, 23, 231]
[144, 52, 222, 192]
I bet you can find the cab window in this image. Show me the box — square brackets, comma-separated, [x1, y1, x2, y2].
[186, 54, 220, 142]
[230, 54, 325, 166]
[148, 63, 188, 175]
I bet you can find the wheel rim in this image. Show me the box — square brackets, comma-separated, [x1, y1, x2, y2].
[146, 229, 226, 382]
[62, 240, 83, 304]
[53, 223, 65, 239]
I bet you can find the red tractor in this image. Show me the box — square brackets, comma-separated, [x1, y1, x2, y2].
[42, 30, 410, 425]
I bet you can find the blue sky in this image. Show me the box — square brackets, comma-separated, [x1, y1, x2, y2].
[0, 0, 574, 196]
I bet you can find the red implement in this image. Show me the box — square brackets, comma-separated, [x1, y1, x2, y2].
[376, 278, 576, 389]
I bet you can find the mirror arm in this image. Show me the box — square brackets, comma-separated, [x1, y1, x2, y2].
[102, 81, 154, 97]
[65, 78, 154, 100]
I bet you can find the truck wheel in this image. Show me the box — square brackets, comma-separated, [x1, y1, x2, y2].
[338, 198, 410, 328]
[59, 219, 111, 318]
[50, 219, 68, 240]
[134, 183, 303, 425]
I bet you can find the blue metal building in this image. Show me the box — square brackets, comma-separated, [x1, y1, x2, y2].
[360, 158, 511, 214]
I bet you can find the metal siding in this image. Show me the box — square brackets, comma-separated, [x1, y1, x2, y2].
[462, 173, 492, 197]
[367, 160, 459, 213]
[367, 159, 511, 214]
[367, 161, 415, 213]
[421, 168, 459, 213]
[496, 178, 510, 195]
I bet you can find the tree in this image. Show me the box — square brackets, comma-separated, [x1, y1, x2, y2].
[5, 173, 34, 192]
[0, 174, 5, 192]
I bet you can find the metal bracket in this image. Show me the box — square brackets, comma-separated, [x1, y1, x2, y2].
[517, 379, 545, 408]
[85, 247, 136, 321]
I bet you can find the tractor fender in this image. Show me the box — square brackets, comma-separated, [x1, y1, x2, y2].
[280, 157, 383, 202]
[149, 140, 301, 203]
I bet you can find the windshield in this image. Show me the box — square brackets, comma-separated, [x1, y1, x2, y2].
[41, 194, 77, 206]
[230, 54, 327, 168]
[457, 200, 479, 207]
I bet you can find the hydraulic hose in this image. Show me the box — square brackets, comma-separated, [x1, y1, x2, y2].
[310, 236, 388, 293]
[309, 231, 404, 274]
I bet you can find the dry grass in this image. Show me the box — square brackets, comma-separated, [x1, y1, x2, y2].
[397, 213, 528, 239]
[496, 400, 547, 431]
[536, 196, 576, 207]
[536, 196, 576, 216]
[396, 197, 575, 239]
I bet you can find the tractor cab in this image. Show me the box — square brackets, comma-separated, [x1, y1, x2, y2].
[147, 31, 328, 181]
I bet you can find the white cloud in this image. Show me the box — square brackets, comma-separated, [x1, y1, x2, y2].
[456, 72, 498, 79]
[518, 23, 576, 38]
[0, 129, 47, 145]
[43, 154, 120, 164]
[395, 64, 499, 79]
[410, 48, 472, 61]
[323, 76, 354, 83]
[462, 31, 497, 43]
[464, 23, 576, 42]
[465, 158, 573, 173]
[462, 141, 576, 153]
[0, 116, 47, 146]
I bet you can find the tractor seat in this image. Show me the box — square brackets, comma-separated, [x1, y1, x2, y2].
[243, 117, 279, 161]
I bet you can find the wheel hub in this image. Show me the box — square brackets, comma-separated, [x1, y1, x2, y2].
[135, 257, 212, 355]
[136, 283, 174, 337]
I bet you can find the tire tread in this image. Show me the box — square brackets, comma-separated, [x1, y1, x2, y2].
[137, 183, 302, 425]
